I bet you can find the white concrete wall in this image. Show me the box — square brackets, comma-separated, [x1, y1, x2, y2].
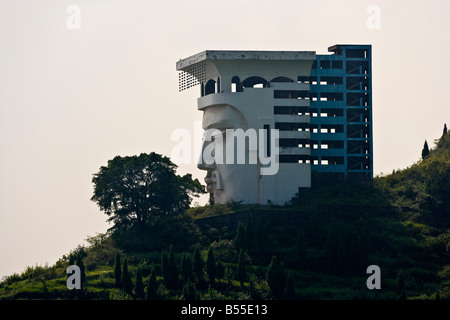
[194, 55, 315, 205]
[260, 163, 311, 205]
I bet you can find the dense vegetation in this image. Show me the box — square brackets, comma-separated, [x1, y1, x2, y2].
[1, 128, 448, 300]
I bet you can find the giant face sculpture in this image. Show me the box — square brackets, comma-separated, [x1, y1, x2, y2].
[197, 104, 260, 204]
[177, 50, 317, 205]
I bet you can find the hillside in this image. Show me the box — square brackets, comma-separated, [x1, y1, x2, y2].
[1, 131, 449, 300]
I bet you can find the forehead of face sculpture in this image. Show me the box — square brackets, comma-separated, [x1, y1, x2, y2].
[202, 104, 248, 131]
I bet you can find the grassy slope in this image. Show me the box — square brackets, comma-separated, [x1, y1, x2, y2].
[1, 132, 449, 300]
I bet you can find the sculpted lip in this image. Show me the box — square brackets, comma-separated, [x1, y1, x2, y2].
[204, 170, 216, 192]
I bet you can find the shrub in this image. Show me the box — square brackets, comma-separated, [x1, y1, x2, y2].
[237, 249, 247, 286]
[266, 256, 285, 298]
[121, 258, 133, 295]
[209, 240, 237, 263]
[134, 266, 144, 299]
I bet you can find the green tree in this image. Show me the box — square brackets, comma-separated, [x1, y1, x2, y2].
[68, 254, 74, 266]
[91, 152, 205, 229]
[168, 245, 179, 288]
[114, 252, 122, 288]
[145, 270, 157, 300]
[253, 221, 264, 255]
[237, 249, 247, 286]
[325, 221, 367, 276]
[285, 272, 296, 299]
[422, 154, 450, 206]
[76, 254, 86, 290]
[435, 291, 441, 300]
[67, 254, 76, 291]
[161, 250, 170, 287]
[422, 140, 430, 160]
[206, 246, 216, 286]
[180, 253, 193, 282]
[135, 266, 144, 299]
[396, 271, 405, 299]
[41, 280, 49, 295]
[216, 260, 225, 280]
[266, 256, 285, 298]
[324, 222, 341, 271]
[443, 123, 448, 136]
[121, 258, 133, 295]
[192, 245, 203, 282]
[234, 222, 247, 252]
[245, 214, 255, 253]
[183, 281, 198, 300]
[295, 230, 306, 267]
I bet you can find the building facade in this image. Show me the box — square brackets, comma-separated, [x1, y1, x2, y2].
[176, 44, 372, 205]
[308, 45, 373, 181]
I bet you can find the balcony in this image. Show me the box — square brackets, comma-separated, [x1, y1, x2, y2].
[311, 84, 345, 92]
[274, 114, 310, 123]
[279, 147, 311, 156]
[310, 116, 346, 125]
[279, 131, 311, 139]
[311, 148, 345, 157]
[312, 164, 346, 173]
[270, 82, 310, 91]
[310, 100, 344, 108]
[311, 132, 345, 140]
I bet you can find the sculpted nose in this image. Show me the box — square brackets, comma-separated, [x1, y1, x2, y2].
[197, 139, 216, 170]
[197, 159, 215, 170]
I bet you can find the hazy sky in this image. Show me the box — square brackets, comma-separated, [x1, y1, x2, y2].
[1, 0, 449, 278]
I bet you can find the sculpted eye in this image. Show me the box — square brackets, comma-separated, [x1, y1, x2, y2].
[210, 129, 226, 142]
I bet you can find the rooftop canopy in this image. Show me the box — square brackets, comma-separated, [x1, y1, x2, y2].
[176, 50, 316, 71]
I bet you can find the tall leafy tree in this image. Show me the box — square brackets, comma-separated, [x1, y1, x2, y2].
[396, 270, 405, 298]
[75, 254, 86, 290]
[324, 222, 340, 270]
[245, 214, 255, 253]
[145, 270, 157, 300]
[422, 140, 430, 160]
[192, 245, 203, 282]
[234, 222, 247, 252]
[114, 252, 122, 288]
[266, 256, 285, 298]
[161, 250, 170, 287]
[135, 266, 144, 299]
[237, 249, 246, 286]
[91, 152, 205, 229]
[121, 258, 133, 295]
[443, 123, 448, 136]
[180, 253, 193, 282]
[216, 260, 225, 280]
[67, 254, 76, 293]
[295, 230, 306, 267]
[206, 246, 216, 286]
[168, 245, 179, 288]
[325, 221, 367, 276]
[183, 281, 198, 300]
[179, 254, 186, 282]
[68, 254, 74, 266]
[285, 272, 296, 299]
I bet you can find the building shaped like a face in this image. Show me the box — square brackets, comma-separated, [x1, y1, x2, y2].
[176, 45, 373, 205]
[177, 50, 315, 205]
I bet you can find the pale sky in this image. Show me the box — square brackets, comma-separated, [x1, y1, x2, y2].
[1, 0, 449, 278]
